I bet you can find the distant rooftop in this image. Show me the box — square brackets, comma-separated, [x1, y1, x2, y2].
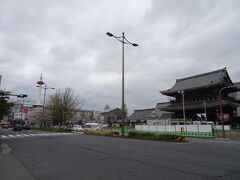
[128, 108, 156, 121]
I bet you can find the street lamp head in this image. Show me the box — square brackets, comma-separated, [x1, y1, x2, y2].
[132, 43, 138, 47]
[106, 32, 113, 37]
[178, 90, 184, 94]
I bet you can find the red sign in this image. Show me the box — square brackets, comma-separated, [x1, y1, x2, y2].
[220, 114, 229, 121]
[23, 108, 29, 113]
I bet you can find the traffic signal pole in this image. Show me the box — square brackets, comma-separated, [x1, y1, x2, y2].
[16, 94, 28, 120]
[20, 97, 25, 120]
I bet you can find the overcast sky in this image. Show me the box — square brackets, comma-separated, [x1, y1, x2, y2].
[1, 0, 240, 113]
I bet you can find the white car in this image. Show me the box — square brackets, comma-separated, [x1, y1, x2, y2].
[72, 125, 84, 133]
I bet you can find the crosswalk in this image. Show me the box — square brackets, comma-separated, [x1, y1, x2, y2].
[0, 132, 73, 139]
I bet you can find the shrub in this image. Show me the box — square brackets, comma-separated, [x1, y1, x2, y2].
[128, 131, 184, 142]
[84, 129, 120, 137]
[32, 127, 71, 133]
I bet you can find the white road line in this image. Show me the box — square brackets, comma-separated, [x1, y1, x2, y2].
[29, 134, 37, 136]
[52, 133, 60, 135]
[0, 132, 72, 139]
[41, 133, 49, 135]
[35, 133, 44, 136]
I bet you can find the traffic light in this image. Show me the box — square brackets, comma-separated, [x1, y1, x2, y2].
[17, 94, 28, 98]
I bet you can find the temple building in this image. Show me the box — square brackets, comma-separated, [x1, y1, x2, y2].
[159, 68, 240, 126]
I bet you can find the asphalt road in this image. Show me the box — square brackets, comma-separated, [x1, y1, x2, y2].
[1, 128, 240, 180]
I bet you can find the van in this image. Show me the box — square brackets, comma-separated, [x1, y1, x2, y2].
[84, 123, 100, 131]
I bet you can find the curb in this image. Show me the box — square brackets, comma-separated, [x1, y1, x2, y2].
[0, 143, 12, 154]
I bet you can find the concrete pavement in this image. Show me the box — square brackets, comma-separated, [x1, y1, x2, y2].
[0, 143, 35, 180]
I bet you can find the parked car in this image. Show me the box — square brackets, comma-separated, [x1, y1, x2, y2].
[23, 124, 30, 129]
[72, 125, 84, 133]
[13, 124, 23, 131]
[60, 125, 67, 129]
[2, 124, 9, 129]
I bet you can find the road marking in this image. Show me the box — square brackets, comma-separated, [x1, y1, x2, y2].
[29, 134, 37, 136]
[52, 133, 61, 135]
[35, 133, 43, 136]
[41, 133, 49, 135]
[1, 132, 74, 139]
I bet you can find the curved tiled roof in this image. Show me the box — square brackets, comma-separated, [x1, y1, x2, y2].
[160, 100, 240, 111]
[161, 68, 233, 95]
[127, 108, 156, 121]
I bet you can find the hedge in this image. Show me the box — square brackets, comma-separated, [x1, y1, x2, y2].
[84, 129, 119, 136]
[128, 131, 186, 142]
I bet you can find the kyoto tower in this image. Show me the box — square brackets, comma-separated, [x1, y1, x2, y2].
[35, 74, 45, 106]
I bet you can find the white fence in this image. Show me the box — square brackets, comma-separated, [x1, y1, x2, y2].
[135, 125, 213, 133]
[213, 125, 230, 131]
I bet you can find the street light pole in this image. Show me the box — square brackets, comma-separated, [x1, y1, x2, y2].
[122, 32, 125, 136]
[20, 97, 25, 120]
[203, 100, 207, 121]
[182, 90, 186, 130]
[37, 84, 55, 127]
[178, 89, 186, 131]
[106, 32, 138, 136]
[218, 85, 240, 138]
[42, 84, 47, 127]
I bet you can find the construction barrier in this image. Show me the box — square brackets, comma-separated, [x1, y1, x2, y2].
[175, 136, 186, 142]
[135, 125, 214, 138]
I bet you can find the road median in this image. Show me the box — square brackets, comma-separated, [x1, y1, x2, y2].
[85, 129, 187, 142]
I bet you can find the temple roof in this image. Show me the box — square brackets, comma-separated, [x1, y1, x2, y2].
[156, 102, 170, 109]
[160, 100, 240, 112]
[161, 68, 233, 95]
[127, 108, 158, 122]
[101, 108, 120, 114]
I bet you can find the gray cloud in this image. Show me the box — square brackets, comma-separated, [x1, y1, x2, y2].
[1, 0, 240, 113]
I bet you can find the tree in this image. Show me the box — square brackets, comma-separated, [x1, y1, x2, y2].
[0, 90, 14, 120]
[104, 104, 111, 111]
[47, 88, 84, 126]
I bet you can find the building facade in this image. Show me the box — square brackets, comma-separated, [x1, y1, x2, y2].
[159, 68, 240, 126]
[101, 108, 122, 126]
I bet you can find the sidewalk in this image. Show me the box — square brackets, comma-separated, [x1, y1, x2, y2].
[0, 143, 35, 180]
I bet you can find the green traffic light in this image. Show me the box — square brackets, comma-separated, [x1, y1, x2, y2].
[17, 94, 28, 98]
